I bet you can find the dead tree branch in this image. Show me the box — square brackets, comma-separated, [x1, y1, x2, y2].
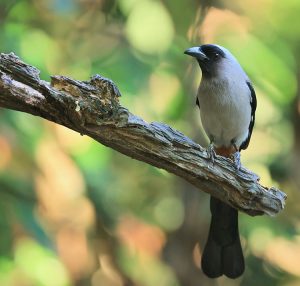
[0, 53, 286, 216]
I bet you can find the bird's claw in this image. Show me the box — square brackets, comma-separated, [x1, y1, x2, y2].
[231, 151, 241, 170]
[206, 143, 216, 168]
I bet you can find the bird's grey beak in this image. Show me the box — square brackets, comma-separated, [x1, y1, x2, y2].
[184, 47, 208, 60]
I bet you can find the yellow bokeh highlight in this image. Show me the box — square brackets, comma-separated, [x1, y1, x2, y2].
[118, 0, 140, 15]
[126, 0, 175, 54]
[154, 196, 184, 231]
[20, 29, 60, 73]
[201, 7, 249, 44]
[15, 239, 70, 286]
[248, 227, 274, 256]
[265, 237, 300, 277]
[149, 70, 181, 114]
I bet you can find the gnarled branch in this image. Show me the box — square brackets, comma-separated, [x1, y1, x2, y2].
[0, 53, 286, 216]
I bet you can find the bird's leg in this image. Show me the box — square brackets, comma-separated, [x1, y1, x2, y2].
[206, 139, 216, 167]
[230, 142, 241, 170]
[231, 152, 241, 170]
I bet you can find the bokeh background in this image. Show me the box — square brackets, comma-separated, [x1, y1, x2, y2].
[0, 0, 299, 285]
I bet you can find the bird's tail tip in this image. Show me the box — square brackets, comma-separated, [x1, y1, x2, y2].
[222, 238, 245, 278]
[201, 239, 222, 278]
[201, 238, 244, 279]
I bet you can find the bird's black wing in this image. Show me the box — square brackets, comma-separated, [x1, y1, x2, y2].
[240, 81, 257, 150]
[196, 97, 200, 108]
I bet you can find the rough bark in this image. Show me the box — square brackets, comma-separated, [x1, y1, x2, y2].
[0, 52, 286, 216]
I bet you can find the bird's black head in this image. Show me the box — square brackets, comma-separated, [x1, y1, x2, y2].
[184, 44, 226, 77]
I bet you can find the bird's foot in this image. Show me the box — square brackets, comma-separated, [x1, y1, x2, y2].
[230, 151, 241, 170]
[206, 143, 216, 168]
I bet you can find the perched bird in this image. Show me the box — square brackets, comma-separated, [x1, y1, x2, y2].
[184, 44, 257, 278]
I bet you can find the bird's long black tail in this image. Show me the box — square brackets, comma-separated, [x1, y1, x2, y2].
[201, 196, 244, 279]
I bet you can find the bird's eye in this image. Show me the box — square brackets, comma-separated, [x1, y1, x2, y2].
[214, 53, 220, 59]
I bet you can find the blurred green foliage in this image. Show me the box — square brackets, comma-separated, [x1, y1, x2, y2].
[0, 0, 300, 285]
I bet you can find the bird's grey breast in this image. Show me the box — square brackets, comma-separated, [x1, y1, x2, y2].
[197, 78, 251, 148]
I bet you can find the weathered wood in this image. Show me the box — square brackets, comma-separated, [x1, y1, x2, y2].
[0, 52, 286, 216]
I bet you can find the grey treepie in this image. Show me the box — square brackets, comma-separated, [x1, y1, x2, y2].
[185, 44, 257, 279]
